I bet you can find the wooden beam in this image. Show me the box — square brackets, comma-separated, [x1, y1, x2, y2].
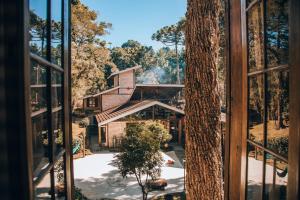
[288, 0, 300, 199]
[227, 1, 246, 200]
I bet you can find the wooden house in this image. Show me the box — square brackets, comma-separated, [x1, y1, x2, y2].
[83, 66, 185, 148]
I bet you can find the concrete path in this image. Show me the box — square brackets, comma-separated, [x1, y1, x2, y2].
[74, 152, 184, 200]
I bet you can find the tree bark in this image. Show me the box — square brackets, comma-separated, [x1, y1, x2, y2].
[175, 41, 180, 84]
[185, 0, 223, 199]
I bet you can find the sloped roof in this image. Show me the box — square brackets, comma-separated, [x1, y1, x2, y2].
[83, 86, 120, 99]
[108, 65, 142, 79]
[95, 100, 184, 126]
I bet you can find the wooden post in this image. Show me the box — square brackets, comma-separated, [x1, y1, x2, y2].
[178, 118, 182, 145]
[82, 132, 85, 158]
[152, 106, 155, 120]
[98, 126, 101, 145]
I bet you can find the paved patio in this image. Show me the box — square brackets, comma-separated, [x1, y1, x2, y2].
[74, 152, 184, 200]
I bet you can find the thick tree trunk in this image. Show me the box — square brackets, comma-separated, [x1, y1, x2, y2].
[175, 42, 180, 84]
[185, 0, 223, 199]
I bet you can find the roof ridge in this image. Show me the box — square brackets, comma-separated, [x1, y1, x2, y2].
[95, 100, 184, 126]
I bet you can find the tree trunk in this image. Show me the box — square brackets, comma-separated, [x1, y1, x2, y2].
[175, 41, 180, 84]
[185, 0, 223, 199]
[141, 186, 148, 200]
[277, 72, 283, 129]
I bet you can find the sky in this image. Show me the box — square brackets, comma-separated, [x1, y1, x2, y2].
[81, 0, 187, 50]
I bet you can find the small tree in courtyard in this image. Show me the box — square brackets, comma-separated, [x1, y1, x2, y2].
[113, 122, 168, 200]
[145, 121, 172, 145]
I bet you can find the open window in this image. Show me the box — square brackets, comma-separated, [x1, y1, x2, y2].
[226, 0, 300, 199]
[28, 0, 73, 199]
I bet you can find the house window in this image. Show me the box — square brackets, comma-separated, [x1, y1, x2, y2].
[29, 0, 71, 198]
[88, 98, 96, 107]
[245, 0, 289, 199]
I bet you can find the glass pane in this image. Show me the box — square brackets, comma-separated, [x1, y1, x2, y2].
[53, 110, 64, 156]
[266, 0, 289, 68]
[55, 157, 65, 199]
[31, 61, 47, 113]
[266, 71, 289, 158]
[34, 171, 52, 199]
[29, 0, 48, 57]
[52, 71, 63, 108]
[247, 3, 264, 72]
[32, 113, 49, 172]
[264, 154, 288, 200]
[247, 143, 263, 200]
[51, 0, 62, 66]
[248, 75, 264, 145]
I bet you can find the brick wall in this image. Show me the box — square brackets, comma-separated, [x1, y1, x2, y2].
[102, 94, 131, 111]
[107, 122, 127, 147]
[119, 71, 135, 89]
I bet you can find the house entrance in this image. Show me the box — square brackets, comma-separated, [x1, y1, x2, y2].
[100, 126, 107, 144]
[170, 120, 179, 143]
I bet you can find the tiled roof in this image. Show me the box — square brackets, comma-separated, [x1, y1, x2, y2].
[95, 100, 184, 126]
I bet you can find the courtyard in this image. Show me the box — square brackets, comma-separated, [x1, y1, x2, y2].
[74, 150, 185, 200]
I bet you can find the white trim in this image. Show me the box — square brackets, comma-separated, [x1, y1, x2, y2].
[98, 100, 184, 126]
[136, 84, 184, 88]
[108, 65, 142, 79]
[83, 86, 120, 99]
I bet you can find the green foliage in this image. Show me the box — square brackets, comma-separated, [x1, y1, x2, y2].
[71, 1, 116, 108]
[154, 47, 185, 83]
[152, 18, 185, 84]
[267, 137, 288, 157]
[113, 122, 165, 200]
[110, 40, 156, 70]
[74, 187, 89, 200]
[54, 158, 64, 183]
[29, 11, 47, 55]
[151, 19, 185, 46]
[55, 129, 64, 146]
[145, 121, 172, 144]
[70, 1, 187, 109]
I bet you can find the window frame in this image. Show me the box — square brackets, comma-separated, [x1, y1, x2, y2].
[26, 0, 73, 199]
[225, 0, 300, 199]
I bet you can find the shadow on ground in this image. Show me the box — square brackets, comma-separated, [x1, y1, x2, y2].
[75, 176, 184, 200]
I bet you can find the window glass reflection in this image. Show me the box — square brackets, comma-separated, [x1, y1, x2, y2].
[31, 61, 47, 113]
[247, 3, 264, 72]
[52, 71, 63, 108]
[51, 0, 62, 66]
[53, 110, 64, 156]
[32, 113, 49, 172]
[267, 71, 289, 158]
[264, 154, 288, 200]
[266, 0, 289, 68]
[29, 0, 48, 57]
[34, 172, 51, 199]
[55, 157, 65, 199]
[248, 75, 264, 145]
[247, 143, 263, 200]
